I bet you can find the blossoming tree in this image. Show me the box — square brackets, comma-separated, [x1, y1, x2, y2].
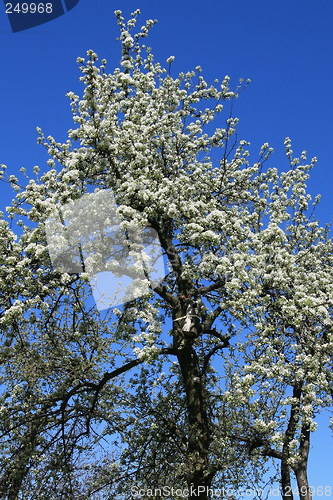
[0, 10, 332, 500]
[219, 201, 333, 500]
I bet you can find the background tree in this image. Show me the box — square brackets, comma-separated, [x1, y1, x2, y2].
[219, 205, 333, 500]
[0, 9, 332, 500]
[220, 148, 333, 498]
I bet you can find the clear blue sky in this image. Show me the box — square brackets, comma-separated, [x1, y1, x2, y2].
[0, 0, 332, 496]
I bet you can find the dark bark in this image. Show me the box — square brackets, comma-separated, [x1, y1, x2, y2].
[293, 424, 312, 500]
[177, 339, 212, 499]
[280, 382, 302, 500]
[295, 467, 312, 500]
[281, 457, 294, 500]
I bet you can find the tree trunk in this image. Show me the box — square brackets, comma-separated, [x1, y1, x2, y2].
[281, 458, 294, 500]
[294, 424, 312, 500]
[295, 467, 312, 500]
[177, 340, 212, 499]
[280, 381, 303, 500]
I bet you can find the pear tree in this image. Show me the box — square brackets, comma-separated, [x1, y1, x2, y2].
[0, 9, 332, 500]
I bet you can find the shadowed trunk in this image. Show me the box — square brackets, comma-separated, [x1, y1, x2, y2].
[280, 381, 303, 500]
[293, 424, 312, 500]
[177, 339, 212, 499]
[281, 457, 294, 500]
[294, 468, 312, 500]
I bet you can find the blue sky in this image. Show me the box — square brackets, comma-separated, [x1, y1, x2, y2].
[0, 0, 332, 496]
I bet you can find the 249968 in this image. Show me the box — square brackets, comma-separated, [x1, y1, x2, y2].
[6, 3, 53, 14]
[282, 485, 332, 496]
